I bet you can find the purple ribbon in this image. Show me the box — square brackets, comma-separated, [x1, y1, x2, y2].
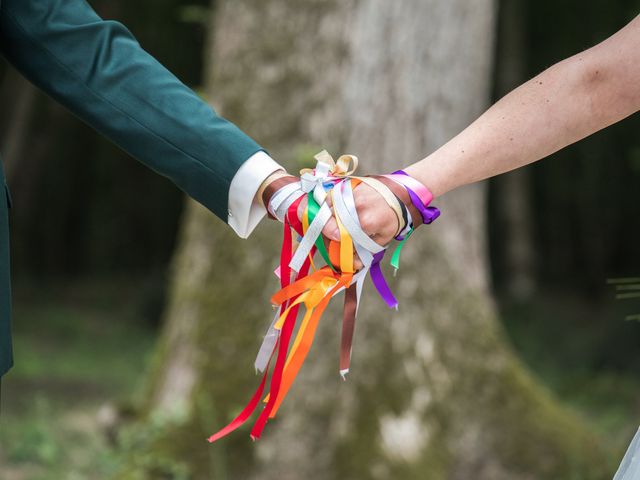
[370, 171, 441, 310]
[392, 170, 441, 224]
[370, 251, 398, 309]
[407, 189, 440, 224]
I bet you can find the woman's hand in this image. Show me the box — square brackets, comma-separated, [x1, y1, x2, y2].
[319, 183, 398, 247]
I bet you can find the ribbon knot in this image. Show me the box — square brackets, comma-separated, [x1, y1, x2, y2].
[207, 151, 439, 444]
[299, 170, 325, 193]
[300, 150, 358, 199]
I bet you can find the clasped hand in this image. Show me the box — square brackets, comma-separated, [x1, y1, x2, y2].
[259, 162, 427, 271]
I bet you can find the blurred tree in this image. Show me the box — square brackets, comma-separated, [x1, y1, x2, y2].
[525, 1, 640, 293]
[0, 0, 208, 279]
[489, 0, 537, 300]
[124, 1, 613, 479]
[498, 0, 640, 375]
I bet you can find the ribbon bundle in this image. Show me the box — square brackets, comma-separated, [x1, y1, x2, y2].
[208, 151, 440, 442]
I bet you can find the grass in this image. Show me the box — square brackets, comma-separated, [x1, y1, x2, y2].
[498, 289, 640, 454]
[1, 279, 639, 479]
[0, 276, 158, 480]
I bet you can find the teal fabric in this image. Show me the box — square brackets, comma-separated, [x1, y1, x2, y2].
[0, 154, 11, 377]
[0, 0, 266, 377]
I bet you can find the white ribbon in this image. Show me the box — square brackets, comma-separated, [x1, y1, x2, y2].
[300, 167, 333, 209]
[268, 182, 304, 223]
[333, 180, 384, 256]
[254, 309, 280, 373]
[262, 150, 395, 379]
[288, 201, 333, 272]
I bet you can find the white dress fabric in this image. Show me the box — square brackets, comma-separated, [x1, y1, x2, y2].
[614, 427, 640, 480]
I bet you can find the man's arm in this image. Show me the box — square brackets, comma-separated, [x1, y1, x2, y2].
[0, 0, 283, 232]
[344, 15, 640, 246]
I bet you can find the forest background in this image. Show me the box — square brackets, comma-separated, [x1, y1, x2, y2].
[1, 1, 639, 479]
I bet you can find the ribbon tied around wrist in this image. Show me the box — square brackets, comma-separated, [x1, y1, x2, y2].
[208, 150, 440, 443]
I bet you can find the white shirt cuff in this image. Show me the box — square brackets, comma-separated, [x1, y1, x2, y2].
[227, 151, 284, 238]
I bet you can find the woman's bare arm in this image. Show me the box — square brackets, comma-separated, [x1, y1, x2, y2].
[318, 15, 640, 245]
[404, 15, 640, 197]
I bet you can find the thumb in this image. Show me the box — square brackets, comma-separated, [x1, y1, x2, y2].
[322, 217, 340, 242]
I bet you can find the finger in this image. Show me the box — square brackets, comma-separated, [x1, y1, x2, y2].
[322, 217, 340, 241]
[353, 252, 363, 271]
[325, 193, 333, 207]
[322, 236, 364, 271]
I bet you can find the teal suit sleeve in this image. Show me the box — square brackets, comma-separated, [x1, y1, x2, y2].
[0, 0, 263, 221]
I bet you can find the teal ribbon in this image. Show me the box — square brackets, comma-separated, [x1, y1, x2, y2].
[390, 228, 413, 271]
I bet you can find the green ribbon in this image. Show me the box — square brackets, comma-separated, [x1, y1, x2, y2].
[390, 228, 413, 271]
[307, 193, 337, 272]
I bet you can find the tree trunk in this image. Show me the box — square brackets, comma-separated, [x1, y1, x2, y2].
[0, 69, 38, 182]
[124, 1, 612, 479]
[491, 0, 536, 300]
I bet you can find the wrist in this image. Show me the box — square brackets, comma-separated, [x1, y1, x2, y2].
[403, 154, 448, 199]
[258, 171, 300, 222]
[257, 170, 291, 208]
[376, 169, 441, 228]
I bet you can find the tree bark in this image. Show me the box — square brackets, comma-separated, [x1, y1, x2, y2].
[125, 1, 612, 479]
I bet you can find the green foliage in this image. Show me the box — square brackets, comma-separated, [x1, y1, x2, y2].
[0, 277, 156, 480]
[4, 396, 62, 465]
[113, 413, 193, 480]
[292, 144, 329, 171]
[499, 291, 640, 452]
[179, 5, 211, 26]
